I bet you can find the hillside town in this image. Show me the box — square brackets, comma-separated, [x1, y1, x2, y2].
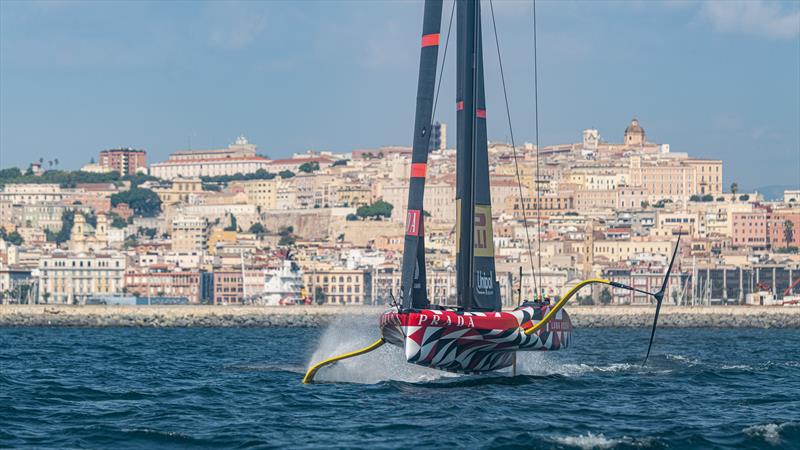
[1, 119, 798, 307]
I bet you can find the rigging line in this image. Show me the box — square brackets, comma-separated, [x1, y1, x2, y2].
[488, 0, 538, 301]
[532, 0, 544, 297]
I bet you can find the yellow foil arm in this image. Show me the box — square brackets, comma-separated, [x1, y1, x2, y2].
[302, 338, 386, 384]
[524, 279, 611, 336]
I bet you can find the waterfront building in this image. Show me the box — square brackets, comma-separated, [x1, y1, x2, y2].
[124, 268, 201, 303]
[38, 252, 126, 304]
[303, 267, 370, 305]
[212, 270, 243, 304]
[150, 136, 270, 180]
[99, 148, 147, 175]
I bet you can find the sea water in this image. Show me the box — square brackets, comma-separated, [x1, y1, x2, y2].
[1, 318, 798, 449]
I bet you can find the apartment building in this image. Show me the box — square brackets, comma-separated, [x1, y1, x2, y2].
[171, 216, 209, 252]
[99, 148, 147, 175]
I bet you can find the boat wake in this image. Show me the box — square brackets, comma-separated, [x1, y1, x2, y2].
[515, 352, 640, 377]
[547, 432, 653, 449]
[743, 422, 800, 447]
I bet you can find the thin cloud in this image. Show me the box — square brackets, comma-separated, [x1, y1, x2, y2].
[700, 0, 800, 39]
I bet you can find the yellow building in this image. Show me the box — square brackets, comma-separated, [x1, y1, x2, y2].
[207, 228, 238, 255]
[154, 178, 203, 205]
[303, 267, 369, 305]
[592, 240, 672, 262]
[171, 216, 208, 252]
[629, 156, 723, 202]
[230, 179, 278, 211]
[505, 194, 574, 219]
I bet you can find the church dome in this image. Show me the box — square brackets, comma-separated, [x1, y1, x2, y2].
[625, 118, 644, 135]
[624, 118, 645, 146]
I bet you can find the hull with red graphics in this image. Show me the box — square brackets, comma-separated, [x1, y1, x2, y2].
[379, 304, 572, 373]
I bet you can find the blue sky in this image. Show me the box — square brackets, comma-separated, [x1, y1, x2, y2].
[1, 0, 798, 190]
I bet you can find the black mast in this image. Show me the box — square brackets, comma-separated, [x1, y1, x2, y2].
[400, 0, 443, 309]
[456, 0, 500, 311]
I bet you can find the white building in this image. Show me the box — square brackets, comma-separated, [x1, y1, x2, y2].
[150, 136, 271, 180]
[0, 184, 64, 205]
[38, 252, 126, 304]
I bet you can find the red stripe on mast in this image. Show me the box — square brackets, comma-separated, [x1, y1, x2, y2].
[456, 101, 464, 111]
[410, 163, 427, 178]
[421, 33, 440, 47]
[476, 108, 486, 118]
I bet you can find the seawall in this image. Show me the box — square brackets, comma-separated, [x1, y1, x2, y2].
[1, 305, 799, 328]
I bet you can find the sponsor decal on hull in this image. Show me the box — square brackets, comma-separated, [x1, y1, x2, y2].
[379, 305, 573, 373]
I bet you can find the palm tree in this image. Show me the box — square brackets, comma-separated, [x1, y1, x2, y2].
[38, 157, 44, 165]
[730, 182, 738, 201]
[48, 160, 53, 169]
[54, 158, 59, 169]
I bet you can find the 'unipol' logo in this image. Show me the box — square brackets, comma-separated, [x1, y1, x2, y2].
[475, 270, 494, 295]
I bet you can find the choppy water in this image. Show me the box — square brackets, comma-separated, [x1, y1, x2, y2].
[1, 318, 799, 449]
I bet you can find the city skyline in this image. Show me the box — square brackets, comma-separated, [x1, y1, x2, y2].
[1, 0, 799, 190]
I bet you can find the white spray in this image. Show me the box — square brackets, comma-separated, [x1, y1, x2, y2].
[307, 315, 454, 384]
